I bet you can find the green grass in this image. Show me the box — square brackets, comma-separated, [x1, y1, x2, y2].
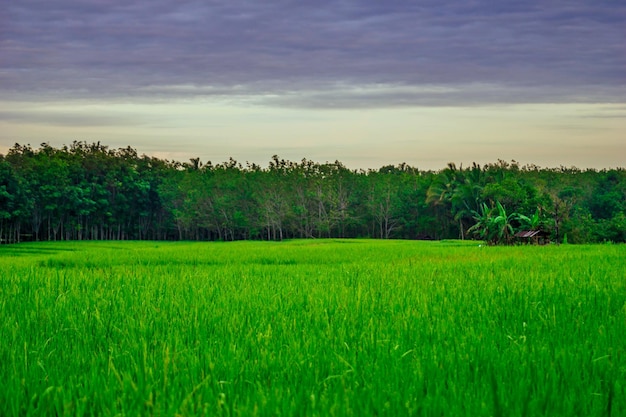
[1, 240, 624, 416]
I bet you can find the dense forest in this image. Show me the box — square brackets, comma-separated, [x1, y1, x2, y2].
[1, 141, 624, 244]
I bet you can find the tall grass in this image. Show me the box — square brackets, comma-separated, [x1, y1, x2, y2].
[1, 240, 624, 416]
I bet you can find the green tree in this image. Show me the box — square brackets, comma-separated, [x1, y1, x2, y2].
[0, 157, 25, 243]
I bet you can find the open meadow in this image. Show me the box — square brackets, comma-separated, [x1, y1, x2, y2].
[1, 240, 624, 416]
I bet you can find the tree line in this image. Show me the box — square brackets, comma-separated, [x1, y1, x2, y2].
[1, 142, 624, 244]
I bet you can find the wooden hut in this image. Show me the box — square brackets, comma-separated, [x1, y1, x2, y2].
[514, 230, 550, 245]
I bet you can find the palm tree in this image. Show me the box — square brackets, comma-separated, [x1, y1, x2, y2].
[451, 176, 483, 239]
[426, 165, 457, 238]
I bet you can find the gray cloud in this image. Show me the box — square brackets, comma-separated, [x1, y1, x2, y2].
[2, 0, 625, 106]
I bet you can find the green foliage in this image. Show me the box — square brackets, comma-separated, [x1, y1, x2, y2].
[468, 201, 529, 245]
[0, 143, 624, 244]
[0, 240, 624, 416]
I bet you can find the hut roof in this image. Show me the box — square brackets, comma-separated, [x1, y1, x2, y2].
[514, 230, 545, 238]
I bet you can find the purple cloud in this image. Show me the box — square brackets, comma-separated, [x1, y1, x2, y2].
[2, 0, 624, 106]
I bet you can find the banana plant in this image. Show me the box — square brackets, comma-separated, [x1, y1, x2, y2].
[468, 202, 492, 242]
[469, 201, 529, 245]
[492, 201, 522, 244]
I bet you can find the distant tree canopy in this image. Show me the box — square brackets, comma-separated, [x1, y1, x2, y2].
[1, 142, 624, 244]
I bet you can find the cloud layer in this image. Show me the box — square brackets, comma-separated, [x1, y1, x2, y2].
[3, 0, 625, 106]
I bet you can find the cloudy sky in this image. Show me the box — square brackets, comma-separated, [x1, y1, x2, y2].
[1, 1, 625, 170]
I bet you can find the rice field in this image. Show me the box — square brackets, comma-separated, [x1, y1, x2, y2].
[0, 240, 624, 416]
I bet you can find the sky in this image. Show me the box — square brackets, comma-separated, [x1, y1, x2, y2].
[1, 0, 625, 171]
